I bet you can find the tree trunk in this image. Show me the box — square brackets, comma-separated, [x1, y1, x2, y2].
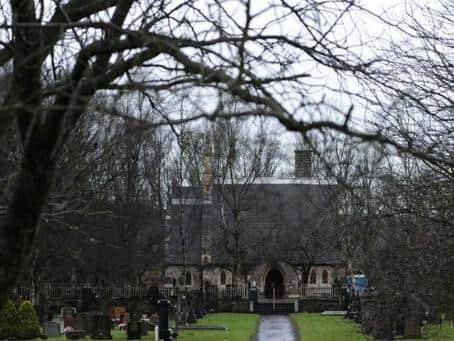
[0, 141, 57, 309]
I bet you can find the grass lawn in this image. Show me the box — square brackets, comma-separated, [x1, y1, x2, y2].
[47, 313, 259, 341]
[291, 313, 454, 341]
[291, 313, 368, 341]
[177, 313, 259, 341]
[411, 321, 454, 341]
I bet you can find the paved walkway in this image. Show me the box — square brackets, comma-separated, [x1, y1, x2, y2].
[257, 315, 296, 341]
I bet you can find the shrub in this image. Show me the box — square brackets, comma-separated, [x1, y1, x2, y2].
[0, 299, 20, 338]
[17, 300, 42, 339]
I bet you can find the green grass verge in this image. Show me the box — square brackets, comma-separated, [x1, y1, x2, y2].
[177, 313, 259, 341]
[290, 313, 368, 341]
[410, 320, 454, 341]
[47, 313, 259, 341]
[291, 313, 454, 341]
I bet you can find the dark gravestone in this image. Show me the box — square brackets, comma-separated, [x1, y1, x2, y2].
[140, 322, 150, 336]
[158, 300, 170, 341]
[91, 315, 112, 339]
[66, 330, 86, 340]
[62, 307, 76, 329]
[72, 315, 85, 331]
[405, 315, 421, 338]
[81, 288, 96, 313]
[249, 286, 258, 303]
[84, 311, 103, 334]
[43, 321, 60, 337]
[122, 312, 130, 324]
[126, 321, 141, 340]
[186, 294, 197, 324]
[37, 294, 48, 325]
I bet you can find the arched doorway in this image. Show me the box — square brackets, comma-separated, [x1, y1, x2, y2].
[264, 268, 284, 298]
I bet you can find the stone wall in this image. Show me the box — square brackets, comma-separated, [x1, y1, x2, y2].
[165, 263, 342, 296]
[307, 265, 340, 287]
[165, 265, 201, 288]
[164, 265, 234, 289]
[247, 262, 300, 297]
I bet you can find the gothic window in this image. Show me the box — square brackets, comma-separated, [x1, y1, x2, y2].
[309, 270, 316, 284]
[322, 270, 328, 284]
[172, 278, 177, 287]
[220, 271, 227, 285]
[185, 271, 192, 286]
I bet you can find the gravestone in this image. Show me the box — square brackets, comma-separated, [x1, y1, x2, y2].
[111, 305, 126, 320]
[81, 288, 96, 313]
[61, 307, 76, 329]
[122, 312, 130, 324]
[84, 311, 103, 334]
[66, 330, 86, 340]
[186, 294, 197, 324]
[72, 315, 85, 331]
[91, 315, 112, 339]
[126, 321, 141, 340]
[404, 315, 421, 338]
[140, 322, 150, 336]
[43, 321, 60, 337]
[249, 285, 258, 303]
[157, 300, 170, 341]
[37, 294, 48, 325]
[149, 314, 160, 327]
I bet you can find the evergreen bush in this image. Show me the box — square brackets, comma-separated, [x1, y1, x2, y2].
[0, 299, 20, 339]
[17, 300, 42, 339]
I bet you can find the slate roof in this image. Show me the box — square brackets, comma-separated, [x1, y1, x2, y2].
[165, 177, 342, 266]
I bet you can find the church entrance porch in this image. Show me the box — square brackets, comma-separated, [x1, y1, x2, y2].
[264, 268, 284, 298]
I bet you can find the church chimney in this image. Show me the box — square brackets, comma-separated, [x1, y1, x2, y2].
[295, 146, 312, 178]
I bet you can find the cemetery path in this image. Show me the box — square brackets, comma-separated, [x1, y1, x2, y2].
[257, 315, 296, 341]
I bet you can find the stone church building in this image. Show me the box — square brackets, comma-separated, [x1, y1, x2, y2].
[164, 144, 344, 299]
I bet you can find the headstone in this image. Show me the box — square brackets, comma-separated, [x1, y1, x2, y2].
[186, 293, 196, 324]
[404, 315, 421, 338]
[37, 294, 48, 324]
[66, 330, 86, 340]
[122, 312, 131, 324]
[81, 288, 96, 313]
[248, 285, 258, 303]
[43, 321, 60, 337]
[157, 300, 170, 341]
[72, 315, 85, 331]
[91, 314, 112, 339]
[55, 317, 65, 334]
[84, 311, 103, 334]
[149, 314, 160, 326]
[61, 307, 76, 328]
[111, 305, 126, 319]
[140, 322, 150, 336]
[127, 321, 142, 340]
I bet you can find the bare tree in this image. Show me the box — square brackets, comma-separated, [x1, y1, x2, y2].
[211, 117, 282, 287]
[2, 0, 452, 309]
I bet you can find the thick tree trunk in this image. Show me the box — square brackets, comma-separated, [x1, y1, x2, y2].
[0, 140, 57, 309]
